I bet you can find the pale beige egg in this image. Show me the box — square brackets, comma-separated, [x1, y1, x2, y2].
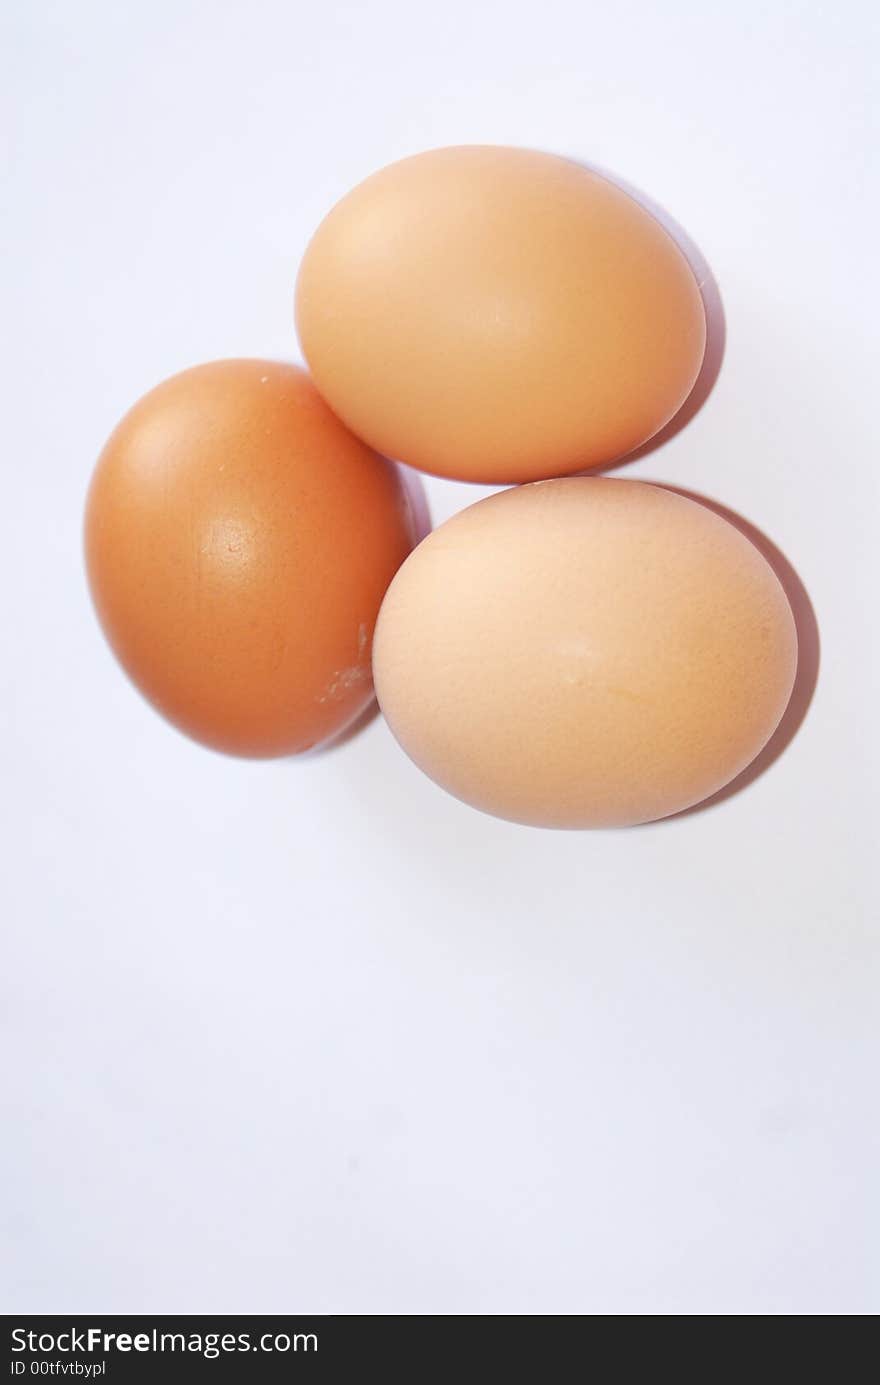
[373, 478, 797, 828]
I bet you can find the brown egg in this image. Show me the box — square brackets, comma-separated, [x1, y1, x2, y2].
[373, 479, 797, 828]
[85, 360, 417, 756]
[295, 146, 705, 485]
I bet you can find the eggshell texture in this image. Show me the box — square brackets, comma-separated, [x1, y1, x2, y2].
[295, 146, 706, 484]
[85, 360, 417, 756]
[373, 479, 797, 828]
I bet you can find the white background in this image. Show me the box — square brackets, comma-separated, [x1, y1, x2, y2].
[2, 0, 877, 1315]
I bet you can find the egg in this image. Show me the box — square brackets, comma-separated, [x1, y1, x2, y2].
[85, 359, 417, 756]
[373, 478, 797, 828]
[295, 146, 706, 485]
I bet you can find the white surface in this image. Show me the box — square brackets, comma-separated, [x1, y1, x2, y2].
[2, 0, 877, 1316]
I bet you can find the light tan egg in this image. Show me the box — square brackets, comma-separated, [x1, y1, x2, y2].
[296, 146, 705, 484]
[373, 478, 797, 827]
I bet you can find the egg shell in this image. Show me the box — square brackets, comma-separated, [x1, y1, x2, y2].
[373, 478, 797, 828]
[85, 360, 417, 756]
[296, 146, 706, 484]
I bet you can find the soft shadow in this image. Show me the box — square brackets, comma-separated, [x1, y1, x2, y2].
[308, 463, 431, 758]
[398, 461, 433, 546]
[652, 484, 820, 820]
[312, 697, 381, 756]
[570, 158, 726, 472]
